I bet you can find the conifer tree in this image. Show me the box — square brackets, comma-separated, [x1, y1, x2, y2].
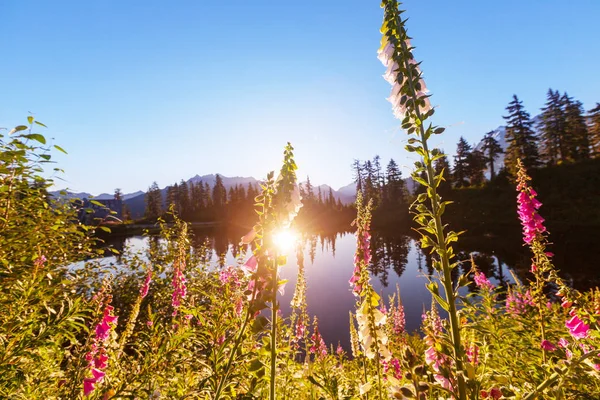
[178, 180, 190, 218]
[453, 136, 472, 187]
[145, 181, 162, 219]
[537, 89, 566, 165]
[212, 175, 227, 209]
[466, 149, 486, 186]
[562, 94, 590, 161]
[352, 159, 363, 193]
[385, 158, 406, 206]
[503, 95, 539, 175]
[481, 131, 503, 179]
[588, 103, 600, 157]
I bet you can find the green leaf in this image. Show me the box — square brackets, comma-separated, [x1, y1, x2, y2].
[24, 133, 46, 144]
[54, 145, 68, 154]
[34, 121, 48, 128]
[27, 116, 34, 124]
[89, 200, 106, 207]
[10, 125, 28, 134]
[99, 226, 111, 233]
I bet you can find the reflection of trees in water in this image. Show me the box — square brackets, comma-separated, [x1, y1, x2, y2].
[368, 233, 410, 287]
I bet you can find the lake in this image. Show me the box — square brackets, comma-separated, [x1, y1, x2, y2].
[100, 226, 600, 349]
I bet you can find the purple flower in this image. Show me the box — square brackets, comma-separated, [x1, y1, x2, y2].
[516, 163, 546, 244]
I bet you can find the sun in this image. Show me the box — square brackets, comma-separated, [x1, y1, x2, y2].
[272, 228, 298, 254]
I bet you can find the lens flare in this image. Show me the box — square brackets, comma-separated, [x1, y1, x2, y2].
[272, 228, 298, 254]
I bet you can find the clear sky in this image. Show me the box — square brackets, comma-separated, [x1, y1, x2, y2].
[2, 0, 599, 194]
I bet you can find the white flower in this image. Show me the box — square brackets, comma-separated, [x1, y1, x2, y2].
[377, 42, 395, 67]
[383, 62, 400, 84]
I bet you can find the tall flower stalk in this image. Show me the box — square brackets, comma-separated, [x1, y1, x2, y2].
[350, 193, 391, 399]
[379, 1, 467, 398]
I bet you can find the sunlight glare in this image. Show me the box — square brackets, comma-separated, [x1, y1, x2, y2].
[272, 228, 298, 254]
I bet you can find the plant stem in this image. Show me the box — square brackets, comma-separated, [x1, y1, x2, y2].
[270, 257, 278, 400]
[397, 37, 467, 400]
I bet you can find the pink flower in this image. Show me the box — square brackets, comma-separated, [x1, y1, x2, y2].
[336, 344, 344, 356]
[140, 269, 152, 298]
[558, 338, 569, 348]
[566, 314, 590, 339]
[242, 255, 258, 273]
[516, 164, 546, 244]
[473, 271, 494, 291]
[34, 255, 47, 267]
[171, 264, 187, 317]
[83, 379, 96, 396]
[541, 340, 556, 351]
[466, 344, 479, 364]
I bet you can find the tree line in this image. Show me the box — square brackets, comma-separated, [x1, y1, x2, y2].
[142, 174, 354, 230]
[446, 90, 600, 188]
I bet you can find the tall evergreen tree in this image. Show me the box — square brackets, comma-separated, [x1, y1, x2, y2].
[453, 136, 472, 187]
[466, 149, 486, 186]
[481, 131, 503, 179]
[563, 94, 590, 161]
[503, 95, 539, 175]
[538, 89, 566, 165]
[145, 181, 162, 219]
[178, 180, 190, 218]
[588, 103, 600, 157]
[385, 158, 406, 205]
[212, 175, 227, 209]
[352, 159, 363, 193]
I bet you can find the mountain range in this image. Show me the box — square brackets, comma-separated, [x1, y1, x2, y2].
[51, 174, 357, 220]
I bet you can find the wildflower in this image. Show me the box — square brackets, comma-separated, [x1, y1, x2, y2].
[34, 255, 47, 267]
[558, 338, 569, 348]
[84, 302, 118, 396]
[541, 340, 557, 351]
[506, 288, 535, 315]
[146, 320, 153, 327]
[466, 343, 480, 365]
[566, 314, 590, 339]
[139, 269, 152, 298]
[356, 300, 391, 361]
[390, 296, 406, 336]
[473, 270, 494, 291]
[516, 161, 546, 244]
[336, 344, 344, 356]
[383, 357, 402, 380]
[171, 261, 187, 317]
[309, 317, 328, 358]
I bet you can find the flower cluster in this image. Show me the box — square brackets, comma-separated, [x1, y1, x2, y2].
[309, 317, 327, 358]
[422, 306, 453, 391]
[84, 303, 118, 396]
[349, 225, 371, 297]
[378, 2, 432, 124]
[219, 265, 241, 287]
[473, 270, 494, 291]
[516, 160, 546, 244]
[356, 299, 392, 361]
[382, 357, 402, 380]
[171, 259, 187, 317]
[505, 288, 535, 315]
[139, 268, 152, 298]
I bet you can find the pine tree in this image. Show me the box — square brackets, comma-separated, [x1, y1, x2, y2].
[212, 175, 227, 209]
[588, 103, 600, 157]
[467, 149, 486, 186]
[503, 95, 539, 175]
[114, 188, 123, 201]
[145, 181, 162, 219]
[352, 159, 363, 193]
[481, 131, 503, 179]
[563, 94, 590, 161]
[453, 136, 472, 187]
[538, 89, 566, 165]
[178, 180, 190, 218]
[385, 158, 406, 206]
[304, 176, 315, 203]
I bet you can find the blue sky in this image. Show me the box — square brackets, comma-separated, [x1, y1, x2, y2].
[2, 0, 599, 194]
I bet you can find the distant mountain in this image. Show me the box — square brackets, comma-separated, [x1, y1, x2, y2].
[187, 174, 259, 189]
[299, 181, 356, 205]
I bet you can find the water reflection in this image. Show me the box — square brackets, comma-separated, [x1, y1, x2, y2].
[98, 225, 600, 347]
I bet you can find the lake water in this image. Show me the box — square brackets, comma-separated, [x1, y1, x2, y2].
[101, 227, 600, 349]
